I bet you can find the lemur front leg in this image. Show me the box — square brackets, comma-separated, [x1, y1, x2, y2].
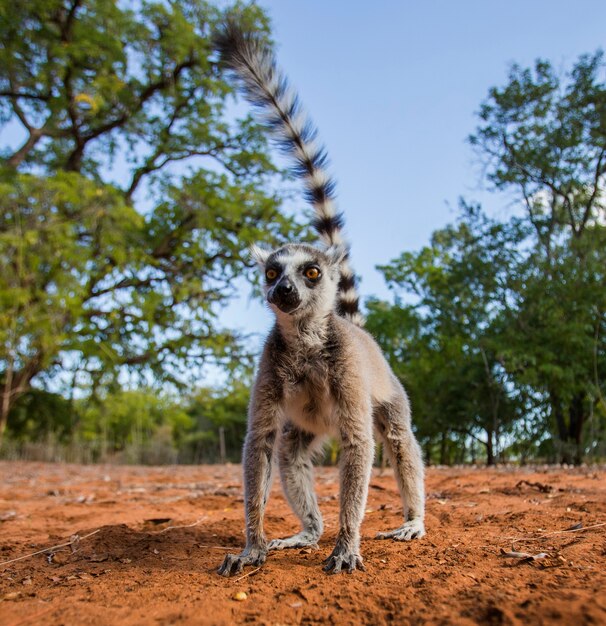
[218, 384, 280, 577]
[374, 394, 426, 542]
[268, 422, 324, 551]
[323, 416, 374, 574]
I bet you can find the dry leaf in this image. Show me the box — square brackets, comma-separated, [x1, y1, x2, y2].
[500, 548, 548, 562]
[48, 551, 69, 565]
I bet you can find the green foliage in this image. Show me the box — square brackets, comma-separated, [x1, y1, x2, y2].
[369, 51, 606, 465]
[183, 379, 249, 462]
[77, 387, 193, 463]
[369, 206, 526, 465]
[470, 50, 606, 463]
[0, 0, 300, 436]
[5, 388, 76, 443]
[1, 383, 250, 464]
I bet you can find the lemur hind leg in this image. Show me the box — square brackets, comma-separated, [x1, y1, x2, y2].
[374, 392, 426, 541]
[268, 423, 324, 551]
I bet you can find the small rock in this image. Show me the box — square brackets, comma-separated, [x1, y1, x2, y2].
[233, 591, 247, 601]
[2, 592, 20, 601]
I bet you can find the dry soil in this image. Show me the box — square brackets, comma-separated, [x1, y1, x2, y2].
[0, 461, 605, 625]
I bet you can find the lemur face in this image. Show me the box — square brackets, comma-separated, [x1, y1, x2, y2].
[251, 243, 345, 319]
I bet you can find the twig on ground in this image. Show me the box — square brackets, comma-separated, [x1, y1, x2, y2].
[0, 529, 101, 568]
[510, 522, 605, 546]
[232, 566, 262, 582]
[153, 517, 206, 534]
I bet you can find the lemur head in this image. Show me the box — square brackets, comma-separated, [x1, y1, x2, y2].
[250, 243, 346, 320]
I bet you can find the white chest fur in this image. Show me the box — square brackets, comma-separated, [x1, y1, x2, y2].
[282, 382, 337, 437]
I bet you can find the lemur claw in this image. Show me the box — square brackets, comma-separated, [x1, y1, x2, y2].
[323, 545, 365, 574]
[376, 518, 426, 542]
[268, 531, 320, 551]
[217, 547, 267, 577]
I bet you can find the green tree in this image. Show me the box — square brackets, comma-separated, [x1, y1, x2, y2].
[0, 1, 298, 439]
[470, 51, 606, 463]
[5, 388, 76, 444]
[369, 206, 525, 465]
[78, 387, 193, 462]
[184, 378, 249, 462]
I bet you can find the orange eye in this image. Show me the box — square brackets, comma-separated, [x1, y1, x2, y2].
[265, 268, 278, 281]
[305, 267, 320, 280]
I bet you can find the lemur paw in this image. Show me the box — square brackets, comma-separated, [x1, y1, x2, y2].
[323, 544, 365, 574]
[268, 531, 319, 551]
[217, 546, 267, 577]
[376, 518, 425, 541]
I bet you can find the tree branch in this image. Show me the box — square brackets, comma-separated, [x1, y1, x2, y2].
[64, 65, 85, 171]
[59, 0, 83, 42]
[0, 90, 49, 101]
[581, 147, 606, 231]
[2, 77, 56, 167]
[500, 133, 579, 233]
[66, 56, 197, 170]
[151, 210, 197, 259]
[125, 96, 191, 198]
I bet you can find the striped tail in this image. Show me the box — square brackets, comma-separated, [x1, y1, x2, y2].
[215, 21, 364, 327]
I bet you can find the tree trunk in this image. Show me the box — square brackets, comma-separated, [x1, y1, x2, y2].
[424, 441, 432, 467]
[551, 390, 586, 465]
[439, 431, 448, 465]
[1, 357, 44, 446]
[569, 393, 586, 465]
[0, 400, 9, 445]
[485, 429, 495, 466]
[550, 390, 573, 464]
[0, 363, 14, 446]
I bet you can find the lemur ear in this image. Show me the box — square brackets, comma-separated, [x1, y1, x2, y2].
[249, 243, 272, 266]
[325, 244, 348, 266]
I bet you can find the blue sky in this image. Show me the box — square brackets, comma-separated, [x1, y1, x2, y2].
[255, 0, 606, 292]
[223, 0, 606, 342]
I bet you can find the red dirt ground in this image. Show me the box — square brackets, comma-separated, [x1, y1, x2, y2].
[0, 461, 604, 625]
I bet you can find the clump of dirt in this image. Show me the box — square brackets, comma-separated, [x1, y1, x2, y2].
[0, 461, 604, 625]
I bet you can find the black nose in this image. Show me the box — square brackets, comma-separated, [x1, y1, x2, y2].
[276, 282, 294, 296]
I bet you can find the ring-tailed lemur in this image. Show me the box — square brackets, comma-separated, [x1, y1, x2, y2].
[215, 22, 425, 576]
